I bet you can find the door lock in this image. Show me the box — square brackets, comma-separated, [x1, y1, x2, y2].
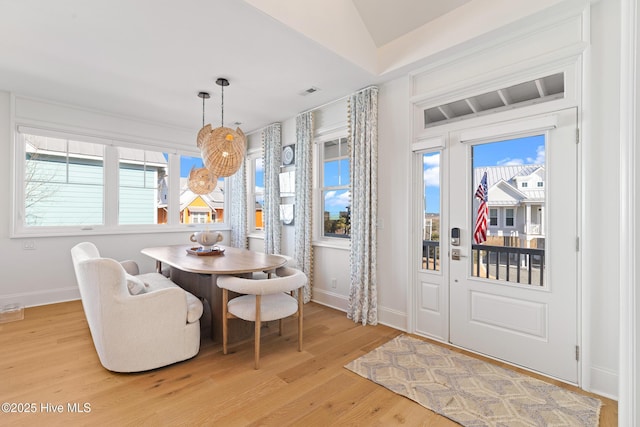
[451, 248, 461, 260]
[451, 227, 460, 246]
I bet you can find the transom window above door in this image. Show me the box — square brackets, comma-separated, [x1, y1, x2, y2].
[422, 73, 564, 128]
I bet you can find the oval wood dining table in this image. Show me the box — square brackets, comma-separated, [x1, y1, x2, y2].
[141, 244, 287, 343]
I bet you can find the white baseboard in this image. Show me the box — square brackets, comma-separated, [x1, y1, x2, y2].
[311, 288, 348, 312]
[589, 366, 619, 400]
[377, 306, 407, 331]
[311, 288, 408, 331]
[0, 287, 80, 308]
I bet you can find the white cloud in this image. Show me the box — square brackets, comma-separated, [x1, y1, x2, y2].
[325, 190, 350, 209]
[423, 153, 440, 187]
[526, 145, 545, 164]
[423, 166, 440, 187]
[500, 145, 545, 166]
[497, 157, 524, 166]
[423, 153, 440, 166]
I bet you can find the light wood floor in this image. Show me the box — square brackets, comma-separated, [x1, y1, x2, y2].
[0, 301, 617, 426]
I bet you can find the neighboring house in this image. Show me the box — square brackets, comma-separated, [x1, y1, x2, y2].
[475, 165, 545, 248]
[178, 178, 225, 224]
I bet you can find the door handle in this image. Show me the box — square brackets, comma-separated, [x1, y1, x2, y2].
[451, 248, 467, 260]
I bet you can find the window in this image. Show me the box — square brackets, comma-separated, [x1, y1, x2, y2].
[521, 182, 528, 188]
[321, 137, 350, 238]
[537, 181, 544, 187]
[489, 208, 498, 226]
[23, 133, 104, 227]
[119, 147, 168, 225]
[189, 211, 208, 224]
[179, 155, 224, 225]
[254, 157, 264, 230]
[505, 208, 515, 227]
[246, 152, 264, 233]
[15, 128, 228, 235]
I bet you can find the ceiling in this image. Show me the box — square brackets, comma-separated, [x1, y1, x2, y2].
[0, 0, 557, 137]
[352, 0, 472, 47]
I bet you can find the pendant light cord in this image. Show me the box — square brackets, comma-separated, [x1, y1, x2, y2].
[221, 84, 224, 127]
[202, 95, 205, 128]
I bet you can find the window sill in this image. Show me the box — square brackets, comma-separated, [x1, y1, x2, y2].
[312, 239, 351, 251]
[10, 223, 230, 239]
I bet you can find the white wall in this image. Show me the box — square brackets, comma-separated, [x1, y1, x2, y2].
[375, 77, 412, 327]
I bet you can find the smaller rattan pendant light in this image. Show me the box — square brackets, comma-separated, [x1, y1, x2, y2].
[199, 78, 246, 178]
[188, 92, 218, 195]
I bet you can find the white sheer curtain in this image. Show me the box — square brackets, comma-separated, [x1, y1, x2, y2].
[347, 86, 378, 325]
[263, 123, 281, 254]
[228, 159, 247, 249]
[295, 112, 314, 303]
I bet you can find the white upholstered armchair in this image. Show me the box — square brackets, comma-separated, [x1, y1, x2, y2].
[70, 242, 202, 372]
[217, 266, 307, 369]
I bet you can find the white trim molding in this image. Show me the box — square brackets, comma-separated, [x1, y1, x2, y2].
[619, 0, 638, 424]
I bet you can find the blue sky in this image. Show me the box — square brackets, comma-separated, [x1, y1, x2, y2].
[180, 156, 206, 178]
[424, 134, 545, 213]
[324, 159, 350, 217]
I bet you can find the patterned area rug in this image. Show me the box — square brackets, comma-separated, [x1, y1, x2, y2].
[345, 335, 601, 427]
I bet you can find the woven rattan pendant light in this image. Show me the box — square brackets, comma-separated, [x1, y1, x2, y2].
[199, 78, 246, 178]
[188, 92, 218, 195]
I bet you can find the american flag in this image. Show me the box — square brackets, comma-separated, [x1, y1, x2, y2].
[473, 171, 488, 244]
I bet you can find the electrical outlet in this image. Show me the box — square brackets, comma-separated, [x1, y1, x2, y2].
[330, 278, 337, 289]
[23, 240, 35, 250]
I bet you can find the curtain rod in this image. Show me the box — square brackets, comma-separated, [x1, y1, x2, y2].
[297, 84, 378, 116]
[246, 85, 377, 136]
[245, 121, 281, 137]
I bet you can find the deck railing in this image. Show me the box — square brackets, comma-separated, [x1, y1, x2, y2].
[524, 224, 542, 235]
[421, 240, 544, 286]
[422, 240, 440, 271]
[472, 244, 544, 286]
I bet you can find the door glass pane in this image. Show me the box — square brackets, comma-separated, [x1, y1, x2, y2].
[471, 135, 546, 286]
[422, 152, 440, 271]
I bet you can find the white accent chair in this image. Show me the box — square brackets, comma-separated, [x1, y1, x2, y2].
[70, 242, 202, 372]
[252, 254, 298, 280]
[217, 267, 307, 369]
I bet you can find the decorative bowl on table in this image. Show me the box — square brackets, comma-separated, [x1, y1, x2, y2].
[189, 230, 223, 252]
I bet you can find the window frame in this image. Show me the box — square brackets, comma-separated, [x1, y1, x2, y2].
[504, 207, 516, 227]
[246, 148, 265, 236]
[12, 126, 229, 238]
[489, 208, 499, 226]
[313, 128, 351, 249]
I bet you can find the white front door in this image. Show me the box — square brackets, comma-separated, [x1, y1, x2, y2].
[448, 109, 579, 383]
